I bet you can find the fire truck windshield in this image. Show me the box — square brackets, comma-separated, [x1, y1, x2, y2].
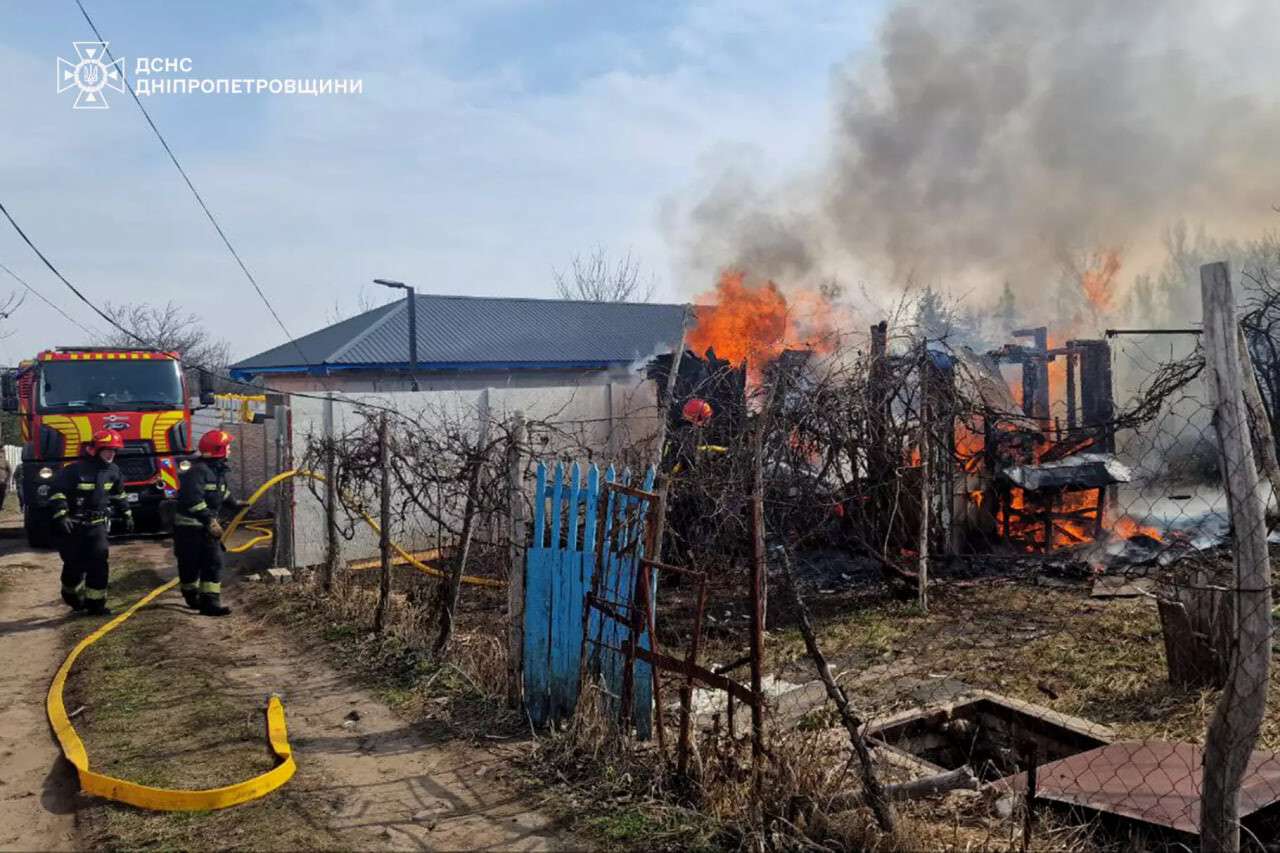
[38, 359, 184, 412]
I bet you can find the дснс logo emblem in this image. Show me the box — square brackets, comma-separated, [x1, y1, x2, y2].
[56, 42, 125, 110]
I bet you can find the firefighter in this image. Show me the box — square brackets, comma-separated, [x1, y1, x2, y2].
[49, 430, 134, 615]
[173, 429, 240, 616]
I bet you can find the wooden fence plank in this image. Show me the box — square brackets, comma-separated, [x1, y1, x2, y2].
[551, 464, 583, 717]
[633, 465, 657, 739]
[522, 462, 551, 725]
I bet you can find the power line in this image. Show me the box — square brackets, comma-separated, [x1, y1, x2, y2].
[74, 0, 318, 374]
[0, 200, 151, 348]
[0, 196, 411, 421]
[0, 260, 100, 338]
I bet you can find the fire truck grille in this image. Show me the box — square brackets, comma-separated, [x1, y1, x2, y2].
[116, 441, 158, 483]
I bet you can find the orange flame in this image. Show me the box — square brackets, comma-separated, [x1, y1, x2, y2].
[1081, 250, 1122, 314]
[688, 271, 834, 372]
[1112, 515, 1163, 541]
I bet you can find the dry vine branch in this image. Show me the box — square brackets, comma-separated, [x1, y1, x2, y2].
[779, 546, 895, 833]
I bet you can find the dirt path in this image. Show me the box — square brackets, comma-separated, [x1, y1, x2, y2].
[0, 532, 79, 852]
[0, 531, 569, 851]
[195, 578, 567, 850]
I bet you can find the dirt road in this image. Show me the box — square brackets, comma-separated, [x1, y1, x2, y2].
[0, 532, 79, 852]
[0, 531, 570, 851]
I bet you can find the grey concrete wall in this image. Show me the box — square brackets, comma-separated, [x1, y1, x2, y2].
[287, 377, 659, 568]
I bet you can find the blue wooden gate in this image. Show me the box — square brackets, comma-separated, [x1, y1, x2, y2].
[522, 462, 658, 735]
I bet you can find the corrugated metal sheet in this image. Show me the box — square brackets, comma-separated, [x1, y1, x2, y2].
[231, 294, 689, 376]
[1006, 740, 1280, 834]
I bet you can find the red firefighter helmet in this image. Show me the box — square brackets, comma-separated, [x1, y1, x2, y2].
[198, 429, 234, 459]
[681, 397, 713, 427]
[85, 429, 125, 456]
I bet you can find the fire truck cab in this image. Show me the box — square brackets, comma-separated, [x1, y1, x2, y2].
[2, 348, 211, 547]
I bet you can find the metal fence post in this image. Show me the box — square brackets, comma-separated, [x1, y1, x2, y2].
[374, 414, 392, 633]
[506, 411, 527, 707]
[322, 395, 338, 591]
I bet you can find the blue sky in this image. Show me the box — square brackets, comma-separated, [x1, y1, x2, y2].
[0, 0, 885, 363]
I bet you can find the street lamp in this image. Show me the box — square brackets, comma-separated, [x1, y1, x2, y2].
[372, 278, 419, 391]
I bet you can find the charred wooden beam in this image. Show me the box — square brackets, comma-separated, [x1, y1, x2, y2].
[1013, 326, 1050, 422]
[1073, 339, 1115, 452]
[1065, 348, 1078, 431]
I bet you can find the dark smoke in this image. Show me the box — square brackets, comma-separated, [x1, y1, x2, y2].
[678, 0, 1280, 313]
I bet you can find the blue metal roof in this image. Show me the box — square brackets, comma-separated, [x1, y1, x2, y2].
[230, 293, 690, 379]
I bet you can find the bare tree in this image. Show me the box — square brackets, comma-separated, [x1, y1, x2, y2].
[553, 248, 656, 303]
[101, 301, 232, 388]
[0, 290, 26, 340]
[325, 285, 398, 326]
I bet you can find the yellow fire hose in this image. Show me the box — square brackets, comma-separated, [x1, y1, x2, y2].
[222, 469, 504, 588]
[46, 466, 502, 812]
[46, 580, 295, 810]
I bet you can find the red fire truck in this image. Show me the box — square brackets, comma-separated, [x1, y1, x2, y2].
[2, 348, 211, 547]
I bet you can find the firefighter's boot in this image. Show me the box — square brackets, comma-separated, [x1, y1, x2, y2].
[84, 597, 112, 617]
[198, 593, 231, 617]
[60, 587, 84, 610]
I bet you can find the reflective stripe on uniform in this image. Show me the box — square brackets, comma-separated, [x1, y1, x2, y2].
[110, 493, 129, 500]
[52, 509, 68, 519]
[62, 582, 85, 595]
[83, 587, 108, 600]
[48, 492, 66, 501]
[181, 582, 199, 591]
[76, 482, 97, 491]
[187, 501, 208, 512]
[89, 517, 108, 525]
[204, 484, 219, 491]
[174, 514, 204, 527]
[199, 581, 221, 594]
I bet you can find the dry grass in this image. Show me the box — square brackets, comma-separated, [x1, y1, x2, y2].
[242, 564, 520, 738]
[62, 562, 338, 852]
[240, 556, 1280, 851]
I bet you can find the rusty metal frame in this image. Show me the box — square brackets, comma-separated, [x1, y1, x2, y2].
[582, 480, 756, 773]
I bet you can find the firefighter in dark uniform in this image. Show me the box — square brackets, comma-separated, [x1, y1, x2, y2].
[49, 430, 134, 615]
[174, 429, 239, 616]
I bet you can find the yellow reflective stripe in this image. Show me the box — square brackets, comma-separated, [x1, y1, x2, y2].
[89, 518, 108, 525]
[110, 493, 130, 500]
[48, 492, 67, 501]
[188, 501, 208, 512]
[174, 516, 204, 527]
[76, 483, 97, 491]
[52, 509, 68, 519]
[180, 582, 199, 591]
[62, 583, 85, 595]
[199, 582, 221, 594]
[82, 587, 107, 600]
[203, 484, 219, 491]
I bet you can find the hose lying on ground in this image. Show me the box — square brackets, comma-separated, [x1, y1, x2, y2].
[46, 579, 296, 811]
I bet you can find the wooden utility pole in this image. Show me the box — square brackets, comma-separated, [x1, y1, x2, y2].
[374, 414, 393, 633]
[748, 417, 767, 800]
[1199, 261, 1271, 853]
[917, 344, 930, 612]
[505, 412, 527, 707]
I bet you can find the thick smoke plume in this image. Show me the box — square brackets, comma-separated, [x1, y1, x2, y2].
[678, 0, 1280, 318]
